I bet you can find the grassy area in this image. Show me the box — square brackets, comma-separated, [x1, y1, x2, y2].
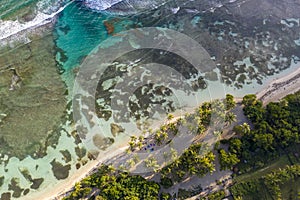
[234, 155, 291, 183]
[231, 161, 300, 200]
[281, 178, 300, 200]
[238, 181, 273, 200]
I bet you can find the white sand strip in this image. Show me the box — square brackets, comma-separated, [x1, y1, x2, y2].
[256, 64, 300, 105]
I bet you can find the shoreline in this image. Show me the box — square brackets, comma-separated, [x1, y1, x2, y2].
[9, 67, 300, 200]
[0, 4, 299, 198]
[49, 63, 300, 200]
[25, 143, 130, 200]
[0, 2, 71, 45]
[256, 63, 300, 105]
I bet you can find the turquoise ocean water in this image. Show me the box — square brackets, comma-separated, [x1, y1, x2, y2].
[0, 0, 300, 198]
[55, 2, 135, 71]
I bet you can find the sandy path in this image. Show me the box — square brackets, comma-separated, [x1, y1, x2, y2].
[49, 64, 300, 199]
[185, 64, 300, 199]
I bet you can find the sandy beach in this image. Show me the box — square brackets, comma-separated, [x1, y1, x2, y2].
[256, 64, 300, 105]
[25, 144, 129, 200]
[45, 115, 186, 200]
[0, 3, 299, 197]
[47, 63, 300, 200]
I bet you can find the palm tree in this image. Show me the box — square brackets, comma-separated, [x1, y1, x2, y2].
[133, 154, 140, 163]
[125, 148, 131, 154]
[197, 124, 206, 135]
[212, 99, 225, 111]
[128, 141, 136, 151]
[160, 124, 168, 132]
[189, 166, 197, 175]
[170, 148, 178, 161]
[142, 129, 147, 136]
[225, 94, 236, 110]
[233, 122, 251, 135]
[155, 131, 162, 145]
[279, 99, 288, 107]
[137, 141, 143, 150]
[187, 124, 196, 132]
[173, 158, 181, 168]
[225, 112, 237, 126]
[177, 117, 186, 126]
[169, 123, 178, 135]
[130, 135, 137, 142]
[241, 122, 251, 135]
[107, 165, 116, 173]
[138, 135, 144, 142]
[213, 130, 222, 139]
[161, 131, 168, 141]
[126, 158, 136, 167]
[118, 164, 128, 172]
[148, 128, 153, 134]
[144, 157, 159, 171]
[167, 113, 174, 121]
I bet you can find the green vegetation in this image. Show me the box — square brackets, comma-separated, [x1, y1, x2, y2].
[225, 94, 236, 111]
[219, 93, 300, 173]
[160, 192, 172, 200]
[63, 143, 214, 199]
[205, 189, 226, 200]
[218, 149, 240, 170]
[63, 165, 160, 200]
[64, 92, 300, 200]
[160, 177, 173, 189]
[230, 165, 300, 200]
[64, 98, 223, 199]
[221, 92, 300, 199]
[177, 186, 202, 200]
[160, 143, 215, 183]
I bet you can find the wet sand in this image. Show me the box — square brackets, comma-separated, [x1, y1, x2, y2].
[48, 63, 300, 200]
[257, 64, 300, 105]
[43, 146, 129, 200]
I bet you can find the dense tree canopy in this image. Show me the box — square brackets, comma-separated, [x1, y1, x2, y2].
[230, 165, 300, 199]
[64, 92, 300, 200]
[161, 143, 216, 183]
[218, 149, 240, 170]
[225, 93, 300, 173]
[63, 165, 160, 200]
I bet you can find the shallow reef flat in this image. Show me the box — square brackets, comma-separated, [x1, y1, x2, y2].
[136, 0, 300, 88]
[0, 0, 300, 198]
[0, 30, 92, 199]
[0, 31, 66, 159]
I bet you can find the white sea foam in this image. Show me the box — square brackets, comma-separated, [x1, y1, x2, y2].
[83, 0, 169, 15]
[84, 0, 124, 11]
[171, 7, 180, 14]
[0, 2, 70, 42]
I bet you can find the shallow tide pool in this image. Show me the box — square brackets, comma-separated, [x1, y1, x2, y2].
[0, 0, 300, 198]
